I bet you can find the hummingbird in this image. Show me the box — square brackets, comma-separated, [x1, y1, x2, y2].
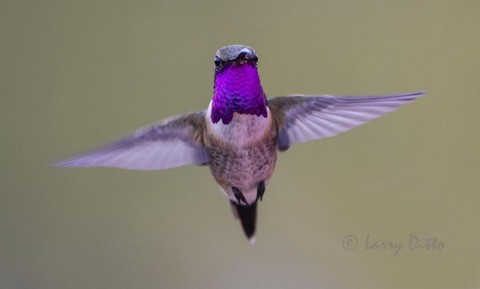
[56, 45, 424, 243]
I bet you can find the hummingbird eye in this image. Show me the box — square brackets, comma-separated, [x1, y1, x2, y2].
[214, 57, 222, 67]
[253, 56, 258, 63]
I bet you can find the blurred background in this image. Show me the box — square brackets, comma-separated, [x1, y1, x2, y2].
[2, 1, 479, 288]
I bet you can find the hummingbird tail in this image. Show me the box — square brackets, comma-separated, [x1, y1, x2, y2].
[230, 201, 257, 243]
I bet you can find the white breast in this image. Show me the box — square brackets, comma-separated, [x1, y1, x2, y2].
[206, 101, 272, 146]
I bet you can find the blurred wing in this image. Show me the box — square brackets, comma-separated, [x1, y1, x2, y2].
[55, 111, 208, 170]
[268, 91, 425, 151]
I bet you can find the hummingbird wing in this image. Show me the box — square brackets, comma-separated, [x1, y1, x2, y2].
[268, 91, 425, 151]
[55, 111, 208, 170]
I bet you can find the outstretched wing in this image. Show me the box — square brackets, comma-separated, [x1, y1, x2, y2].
[268, 91, 425, 151]
[55, 111, 208, 170]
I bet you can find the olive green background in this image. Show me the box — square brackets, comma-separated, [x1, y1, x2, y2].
[2, 1, 479, 288]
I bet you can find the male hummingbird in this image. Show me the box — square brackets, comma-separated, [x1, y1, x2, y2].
[56, 45, 424, 243]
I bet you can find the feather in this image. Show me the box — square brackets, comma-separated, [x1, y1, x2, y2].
[268, 91, 425, 149]
[55, 111, 208, 170]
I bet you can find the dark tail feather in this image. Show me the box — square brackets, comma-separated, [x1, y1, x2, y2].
[230, 201, 257, 243]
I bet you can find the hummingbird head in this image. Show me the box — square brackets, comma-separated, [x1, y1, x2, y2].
[214, 45, 258, 69]
[211, 45, 267, 124]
